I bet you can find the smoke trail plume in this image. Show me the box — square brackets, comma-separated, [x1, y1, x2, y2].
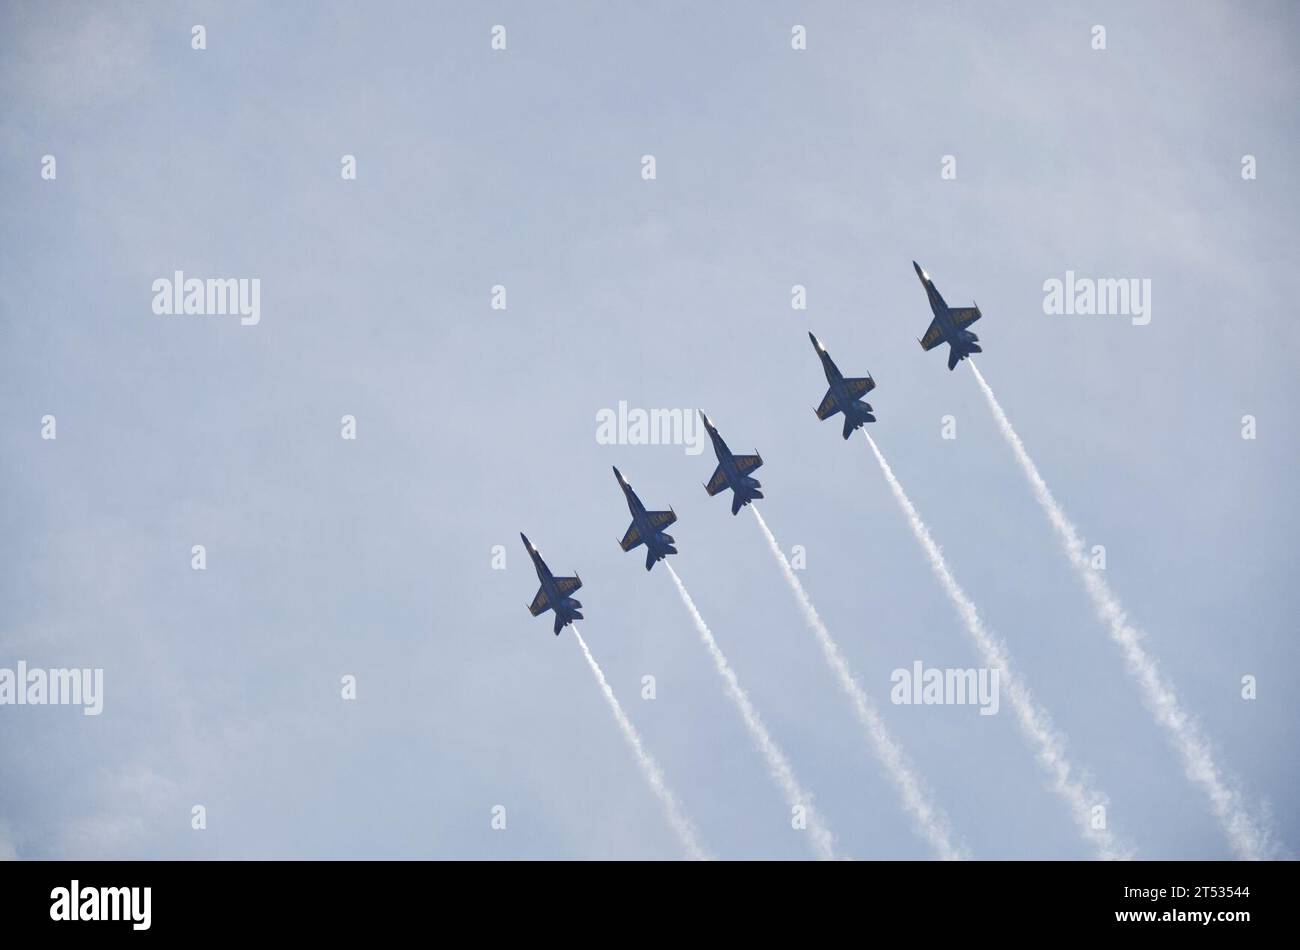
[864, 431, 1130, 860]
[664, 563, 840, 860]
[572, 626, 711, 860]
[750, 506, 966, 860]
[968, 360, 1274, 860]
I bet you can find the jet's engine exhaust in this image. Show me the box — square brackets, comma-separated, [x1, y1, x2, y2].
[664, 563, 841, 860]
[750, 505, 966, 860]
[863, 430, 1131, 861]
[572, 625, 711, 860]
[967, 360, 1276, 860]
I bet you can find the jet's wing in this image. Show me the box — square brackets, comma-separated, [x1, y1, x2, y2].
[646, 510, 677, 530]
[919, 317, 944, 351]
[844, 377, 876, 398]
[815, 389, 839, 420]
[733, 454, 762, 475]
[528, 587, 550, 616]
[949, 306, 981, 329]
[553, 576, 582, 596]
[705, 465, 728, 496]
[619, 523, 643, 551]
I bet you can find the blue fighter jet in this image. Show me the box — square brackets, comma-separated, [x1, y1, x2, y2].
[520, 533, 583, 635]
[809, 332, 876, 439]
[699, 412, 763, 515]
[612, 467, 678, 571]
[914, 261, 983, 370]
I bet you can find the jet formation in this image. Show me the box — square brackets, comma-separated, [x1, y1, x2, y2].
[521, 533, 583, 634]
[522, 261, 987, 632]
[613, 466, 678, 571]
[700, 412, 764, 515]
[809, 332, 876, 438]
[914, 261, 982, 370]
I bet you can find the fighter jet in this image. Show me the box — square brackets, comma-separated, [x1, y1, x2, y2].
[612, 467, 678, 571]
[808, 332, 876, 439]
[913, 261, 983, 370]
[520, 533, 583, 635]
[699, 412, 763, 515]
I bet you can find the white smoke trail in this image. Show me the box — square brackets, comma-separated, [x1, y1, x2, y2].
[968, 360, 1274, 860]
[864, 430, 1130, 860]
[750, 506, 967, 861]
[664, 563, 841, 860]
[571, 625, 711, 860]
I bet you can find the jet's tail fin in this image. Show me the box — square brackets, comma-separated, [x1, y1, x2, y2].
[841, 405, 876, 439]
[553, 609, 584, 635]
[731, 486, 763, 515]
[967, 342, 982, 353]
[644, 538, 677, 570]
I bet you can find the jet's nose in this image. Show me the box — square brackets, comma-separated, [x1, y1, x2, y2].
[808, 331, 823, 351]
[519, 532, 532, 550]
[698, 409, 713, 429]
[913, 260, 927, 282]
[612, 465, 623, 482]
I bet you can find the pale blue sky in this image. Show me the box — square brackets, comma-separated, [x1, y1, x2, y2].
[1, 0, 1296, 859]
